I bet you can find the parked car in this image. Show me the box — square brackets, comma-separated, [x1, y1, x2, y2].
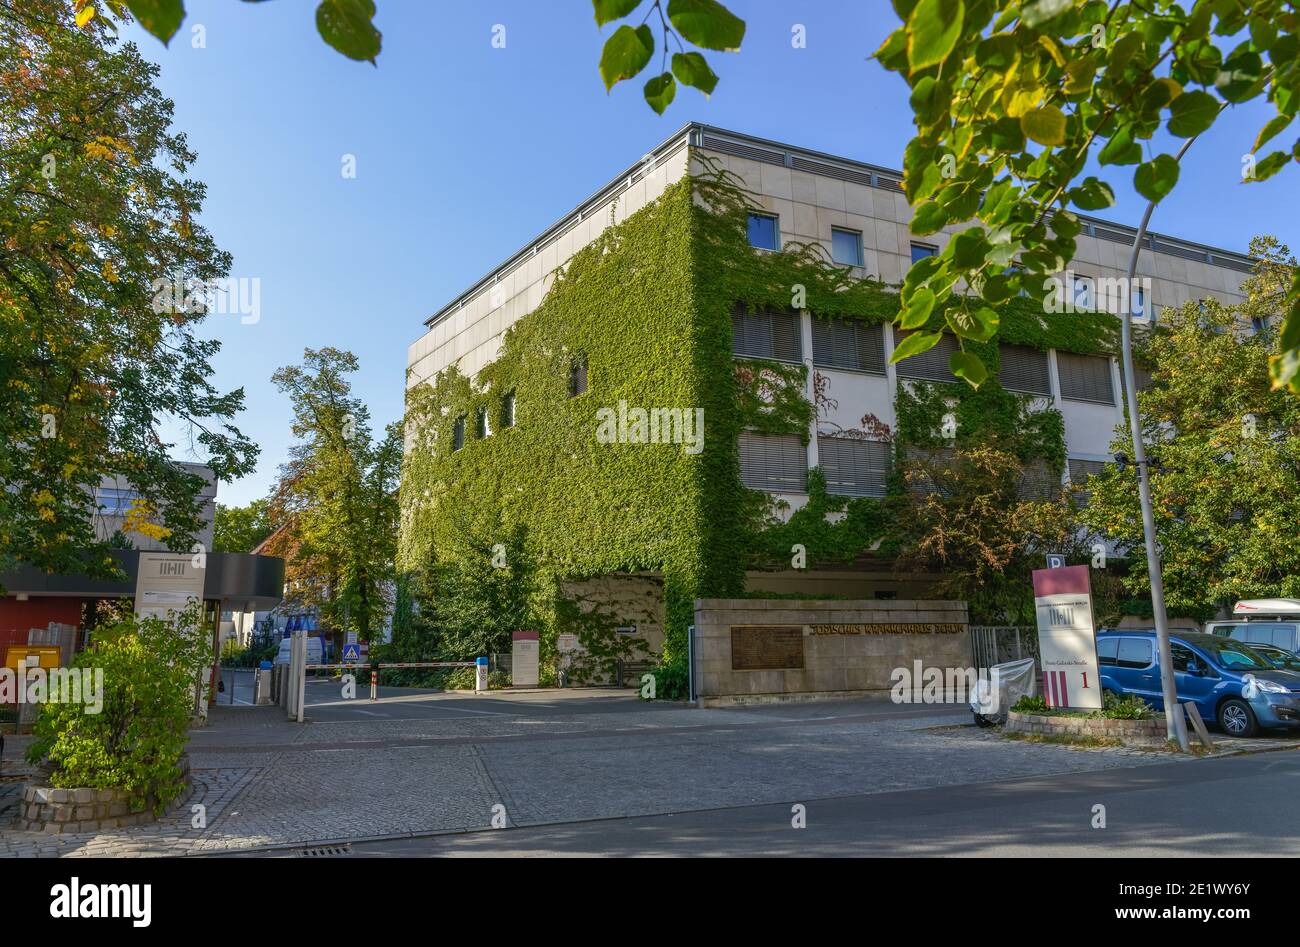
[1207, 598, 1300, 653]
[1239, 641, 1300, 672]
[1096, 630, 1300, 737]
[274, 634, 323, 666]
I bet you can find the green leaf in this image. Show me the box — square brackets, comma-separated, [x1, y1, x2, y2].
[315, 0, 381, 62]
[1254, 114, 1294, 153]
[948, 305, 999, 342]
[949, 351, 988, 386]
[910, 76, 949, 124]
[1216, 50, 1265, 103]
[666, 0, 746, 52]
[987, 116, 1026, 151]
[1069, 177, 1115, 210]
[910, 201, 949, 236]
[600, 24, 654, 91]
[1269, 346, 1300, 393]
[1098, 125, 1142, 165]
[671, 52, 718, 95]
[1021, 0, 1072, 28]
[1134, 154, 1180, 203]
[907, 0, 964, 71]
[643, 72, 677, 114]
[1167, 90, 1220, 137]
[890, 330, 944, 363]
[1245, 150, 1292, 183]
[593, 0, 642, 26]
[899, 288, 937, 330]
[1021, 105, 1067, 146]
[125, 0, 186, 45]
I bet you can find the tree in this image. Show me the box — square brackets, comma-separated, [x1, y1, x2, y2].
[872, 1, 1300, 393]
[892, 444, 1090, 624]
[0, 1, 256, 582]
[75, 1, 747, 113]
[398, 519, 540, 662]
[1080, 238, 1300, 612]
[265, 348, 400, 643]
[212, 498, 272, 553]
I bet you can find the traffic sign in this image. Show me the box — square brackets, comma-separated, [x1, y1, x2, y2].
[342, 643, 361, 662]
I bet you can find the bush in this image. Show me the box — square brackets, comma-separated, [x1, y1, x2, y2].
[1099, 691, 1153, 720]
[646, 658, 689, 701]
[1011, 694, 1048, 714]
[26, 605, 210, 814]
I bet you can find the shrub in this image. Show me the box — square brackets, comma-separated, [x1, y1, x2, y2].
[1011, 694, 1049, 714]
[26, 604, 210, 814]
[646, 658, 689, 701]
[1099, 691, 1153, 720]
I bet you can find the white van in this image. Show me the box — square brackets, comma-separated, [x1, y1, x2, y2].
[274, 635, 324, 666]
[1207, 599, 1300, 653]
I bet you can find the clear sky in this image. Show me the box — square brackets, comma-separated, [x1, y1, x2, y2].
[129, 1, 1300, 507]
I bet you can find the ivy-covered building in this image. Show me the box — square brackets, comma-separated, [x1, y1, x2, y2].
[400, 124, 1254, 666]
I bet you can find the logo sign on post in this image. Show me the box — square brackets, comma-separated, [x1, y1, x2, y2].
[1032, 564, 1103, 710]
[512, 630, 539, 688]
[342, 643, 361, 662]
[134, 552, 205, 621]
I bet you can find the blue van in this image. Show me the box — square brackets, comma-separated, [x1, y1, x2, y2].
[1096, 631, 1300, 737]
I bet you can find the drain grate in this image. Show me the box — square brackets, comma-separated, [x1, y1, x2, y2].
[298, 843, 352, 858]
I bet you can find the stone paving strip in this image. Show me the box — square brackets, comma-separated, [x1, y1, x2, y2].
[2, 699, 1295, 858]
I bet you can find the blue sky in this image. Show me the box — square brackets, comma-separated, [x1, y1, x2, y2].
[130, 1, 1300, 507]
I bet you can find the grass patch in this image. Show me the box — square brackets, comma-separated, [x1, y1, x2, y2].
[1002, 730, 1125, 749]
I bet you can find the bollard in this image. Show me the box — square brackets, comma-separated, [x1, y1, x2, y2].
[475, 656, 489, 694]
[370, 668, 377, 702]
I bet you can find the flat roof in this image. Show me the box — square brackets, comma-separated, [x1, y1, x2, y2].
[422, 123, 1256, 331]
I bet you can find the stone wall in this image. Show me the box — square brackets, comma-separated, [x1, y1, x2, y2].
[693, 598, 969, 705]
[1006, 711, 1167, 746]
[16, 756, 191, 834]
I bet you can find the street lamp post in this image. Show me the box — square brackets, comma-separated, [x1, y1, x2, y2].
[1115, 136, 1197, 753]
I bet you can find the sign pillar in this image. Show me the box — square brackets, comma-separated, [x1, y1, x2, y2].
[1032, 564, 1103, 711]
[511, 630, 539, 688]
[475, 656, 489, 694]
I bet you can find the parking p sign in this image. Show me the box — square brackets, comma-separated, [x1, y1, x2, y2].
[1032, 564, 1103, 711]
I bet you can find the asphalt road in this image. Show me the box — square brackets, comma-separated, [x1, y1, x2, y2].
[331, 750, 1300, 857]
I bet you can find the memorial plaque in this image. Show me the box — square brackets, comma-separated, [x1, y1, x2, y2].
[730, 626, 805, 670]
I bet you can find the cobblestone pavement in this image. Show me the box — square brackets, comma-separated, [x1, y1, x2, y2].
[3, 695, 1296, 857]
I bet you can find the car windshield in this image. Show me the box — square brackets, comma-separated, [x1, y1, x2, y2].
[1248, 644, 1300, 671]
[1195, 637, 1275, 670]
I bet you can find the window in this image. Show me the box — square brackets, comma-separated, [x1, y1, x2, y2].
[475, 406, 490, 439]
[1116, 638, 1153, 669]
[1251, 315, 1270, 335]
[1057, 352, 1114, 404]
[1068, 458, 1106, 505]
[812, 318, 885, 373]
[1170, 644, 1195, 673]
[94, 487, 140, 515]
[910, 243, 937, 265]
[1097, 637, 1119, 666]
[894, 330, 960, 383]
[568, 355, 588, 397]
[732, 305, 802, 361]
[747, 213, 779, 251]
[817, 436, 891, 498]
[1069, 274, 1095, 311]
[502, 391, 516, 429]
[452, 415, 466, 451]
[831, 228, 864, 267]
[997, 343, 1051, 395]
[738, 431, 807, 493]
